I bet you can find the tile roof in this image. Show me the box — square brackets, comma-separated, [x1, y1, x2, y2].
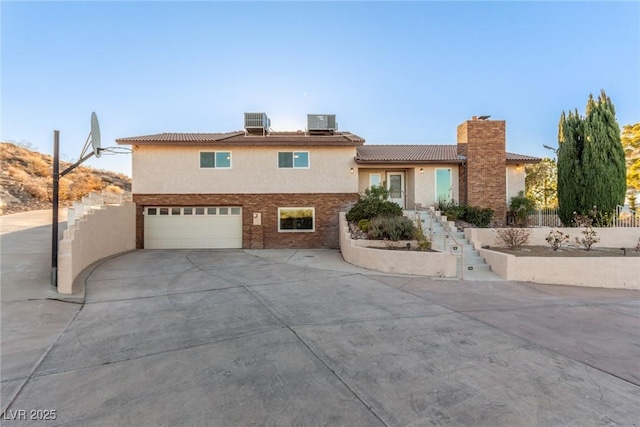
[356, 145, 540, 164]
[356, 145, 463, 163]
[116, 133, 540, 163]
[505, 152, 542, 163]
[116, 132, 244, 143]
[116, 131, 365, 146]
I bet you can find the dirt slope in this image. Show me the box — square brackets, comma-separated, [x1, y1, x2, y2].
[0, 142, 131, 215]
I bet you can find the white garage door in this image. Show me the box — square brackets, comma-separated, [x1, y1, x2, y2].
[144, 206, 242, 249]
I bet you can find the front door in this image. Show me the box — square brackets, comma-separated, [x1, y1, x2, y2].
[386, 172, 405, 208]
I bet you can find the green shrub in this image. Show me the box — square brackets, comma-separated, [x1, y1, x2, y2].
[545, 230, 570, 251]
[346, 185, 403, 223]
[464, 207, 494, 227]
[439, 199, 462, 220]
[367, 216, 416, 241]
[434, 197, 453, 212]
[439, 200, 493, 227]
[357, 219, 370, 232]
[413, 218, 431, 251]
[443, 205, 463, 221]
[509, 191, 536, 226]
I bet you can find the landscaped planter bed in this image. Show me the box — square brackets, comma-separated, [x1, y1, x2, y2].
[465, 227, 640, 249]
[465, 227, 640, 289]
[479, 247, 640, 290]
[489, 246, 640, 257]
[339, 213, 639, 288]
[339, 213, 457, 277]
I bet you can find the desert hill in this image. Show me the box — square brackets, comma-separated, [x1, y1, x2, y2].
[0, 142, 131, 215]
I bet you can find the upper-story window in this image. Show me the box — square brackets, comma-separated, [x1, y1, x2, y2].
[200, 151, 231, 169]
[278, 151, 309, 169]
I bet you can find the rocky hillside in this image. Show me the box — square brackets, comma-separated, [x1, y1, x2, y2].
[0, 142, 131, 215]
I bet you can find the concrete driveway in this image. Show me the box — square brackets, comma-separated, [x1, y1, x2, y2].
[2, 214, 640, 426]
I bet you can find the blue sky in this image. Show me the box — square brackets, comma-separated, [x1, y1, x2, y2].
[2, 1, 639, 176]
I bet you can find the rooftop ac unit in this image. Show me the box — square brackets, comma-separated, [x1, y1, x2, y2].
[244, 112, 270, 135]
[307, 114, 336, 134]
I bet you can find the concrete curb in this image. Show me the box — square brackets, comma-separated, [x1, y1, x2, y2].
[48, 250, 138, 304]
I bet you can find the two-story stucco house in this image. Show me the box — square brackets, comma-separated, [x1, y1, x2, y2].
[116, 114, 540, 250]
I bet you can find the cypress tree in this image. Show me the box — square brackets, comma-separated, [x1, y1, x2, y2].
[556, 90, 626, 225]
[557, 110, 584, 225]
[582, 90, 626, 217]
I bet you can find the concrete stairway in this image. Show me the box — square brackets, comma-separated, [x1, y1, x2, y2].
[407, 210, 504, 281]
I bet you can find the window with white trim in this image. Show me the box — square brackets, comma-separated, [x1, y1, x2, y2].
[278, 207, 315, 232]
[200, 151, 231, 169]
[278, 151, 309, 169]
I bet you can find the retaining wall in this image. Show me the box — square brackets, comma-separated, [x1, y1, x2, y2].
[465, 227, 640, 249]
[58, 202, 136, 294]
[467, 227, 640, 289]
[479, 249, 639, 289]
[339, 213, 457, 277]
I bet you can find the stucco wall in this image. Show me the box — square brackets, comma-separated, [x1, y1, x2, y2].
[357, 165, 460, 208]
[133, 145, 358, 194]
[506, 165, 526, 203]
[339, 213, 458, 277]
[58, 203, 136, 294]
[465, 227, 640, 249]
[467, 227, 640, 289]
[479, 249, 640, 289]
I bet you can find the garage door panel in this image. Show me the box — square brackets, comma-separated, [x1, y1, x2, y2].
[144, 207, 242, 249]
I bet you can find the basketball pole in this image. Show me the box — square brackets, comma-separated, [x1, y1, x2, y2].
[51, 130, 60, 289]
[50, 131, 97, 290]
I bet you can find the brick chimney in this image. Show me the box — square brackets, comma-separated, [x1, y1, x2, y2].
[457, 117, 507, 223]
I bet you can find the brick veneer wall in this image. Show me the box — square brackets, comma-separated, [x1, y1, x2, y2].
[457, 119, 507, 222]
[133, 193, 358, 249]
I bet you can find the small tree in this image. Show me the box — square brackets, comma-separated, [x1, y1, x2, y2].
[525, 158, 557, 208]
[621, 123, 640, 198]
[509, 191, 536, 226]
